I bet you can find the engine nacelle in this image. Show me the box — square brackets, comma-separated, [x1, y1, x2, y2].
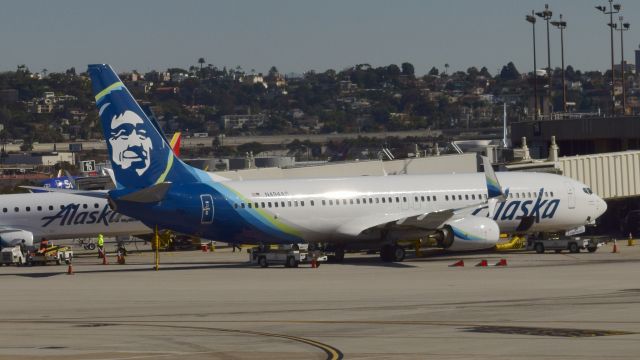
[438, 216, 500, 251]
[0, 230, 34, 248]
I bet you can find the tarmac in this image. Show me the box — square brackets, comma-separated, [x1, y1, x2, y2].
[1, 241, 639, 359]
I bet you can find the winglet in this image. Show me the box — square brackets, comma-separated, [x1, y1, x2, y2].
[169, 132, 181, 156]
[481, 156, 505, 200]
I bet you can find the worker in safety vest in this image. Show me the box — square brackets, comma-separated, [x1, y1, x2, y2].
[97, 234, 104, 258]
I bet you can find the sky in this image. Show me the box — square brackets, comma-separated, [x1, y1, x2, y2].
[0, 0, 638, 76]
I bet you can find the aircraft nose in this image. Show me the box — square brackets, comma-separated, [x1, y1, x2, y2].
[595, 196, 607, 218]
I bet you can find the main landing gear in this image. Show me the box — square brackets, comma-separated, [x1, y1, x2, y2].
[380, 244, 405, 262]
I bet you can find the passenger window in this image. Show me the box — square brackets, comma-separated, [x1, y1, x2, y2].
[356, 199, 360, 204]
[445, 195, 449, 201]
[426, 196, 431, 201]
[350, 199, 354, 205]
[322, 200, 326, 206]
[261, 202, 265, 208]
[49, 205, 54, 210]
[375, 198, 379, 203]
[301, 201, 305, 206]
[26, 207, 30, 212]
[2, 208, 6, 213]
[82, 204, 88, 209]
[94, 203, 99, 208]
[388, 197, 392, 203]
[274, 202, 279, 208]
[281, 202, 285, 207]
[458, 195, 462, 200]
[60, 205, 64, 209]
[471, 194, 475, 200]
[241, 203, 245, 209]
[402, 197, 407, 202]
[395, 197, 400, 203]
[382, 198, 386, 203]
[465, 194, 469, 200]
[343, 199, 347, 205]
[37, 206, 42, 211]
[248, 203, 252, 209]
[14, 207, 19, 212]
[329, 200, 333, 205]
[310, 200, 314, 206]
[550, 191, 554, 197]
[433, 196, 437, 201]
[288, 201, 292, 207]
[268, 202, 272, 208]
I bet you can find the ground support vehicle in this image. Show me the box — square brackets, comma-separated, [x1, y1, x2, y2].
[29, 246, 73, 265]
[249, 247, 328, 268]
[527, 235, 602, 254]
[0, 246, 26, 266]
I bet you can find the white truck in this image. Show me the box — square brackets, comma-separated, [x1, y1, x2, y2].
[0, 246, 26, 266]
[249, 247, 328, 268]
[527, 235, 602, 254]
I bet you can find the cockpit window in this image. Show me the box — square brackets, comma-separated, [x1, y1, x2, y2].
[583, 187, 593, 195]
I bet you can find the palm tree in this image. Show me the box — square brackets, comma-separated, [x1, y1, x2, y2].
[197, 57, 205, 79]
[444, 63, 449, 75]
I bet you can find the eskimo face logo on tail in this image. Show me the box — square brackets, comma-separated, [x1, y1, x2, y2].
[109, 110, 153, 176]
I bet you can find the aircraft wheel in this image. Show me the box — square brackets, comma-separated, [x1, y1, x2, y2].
[587, 246, 597, 253]
[380, 245, 392, 262]
[534, 243, 545, 254]
[87, 243, 96, 251]
[391, 246, 405, 262]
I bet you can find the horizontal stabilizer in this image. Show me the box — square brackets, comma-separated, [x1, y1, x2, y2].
[117, 182, 172, 203]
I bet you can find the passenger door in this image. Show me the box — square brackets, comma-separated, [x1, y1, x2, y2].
[565, 182, 576, 209]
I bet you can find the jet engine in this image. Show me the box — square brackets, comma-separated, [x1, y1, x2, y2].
[0, 230, 34, 247]
[434, 216, 499, 251]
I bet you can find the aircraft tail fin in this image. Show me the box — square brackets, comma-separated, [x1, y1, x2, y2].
[87, 64, 199, 189]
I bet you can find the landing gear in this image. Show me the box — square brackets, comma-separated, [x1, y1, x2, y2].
[380, 244, 405, 262]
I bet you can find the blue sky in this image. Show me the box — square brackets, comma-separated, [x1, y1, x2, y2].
[1, 0, 638, 75]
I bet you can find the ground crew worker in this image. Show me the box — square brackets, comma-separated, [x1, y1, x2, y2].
[39, 237, 49, 251]
[97, 234, 104, 258]
[19, 240, 27, 257]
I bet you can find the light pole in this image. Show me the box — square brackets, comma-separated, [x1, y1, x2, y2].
[536, 4, 553, 116]
[614, 16, 630, 114]
[596, 1, 621, 115]
[526, 11, 538, 120]
[551, 15, 568, 112]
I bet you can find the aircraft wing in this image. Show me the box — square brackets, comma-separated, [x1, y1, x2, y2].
[335, 202, 487, 237]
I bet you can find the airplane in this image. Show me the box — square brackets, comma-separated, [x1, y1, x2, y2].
[34, 64, 607, 262]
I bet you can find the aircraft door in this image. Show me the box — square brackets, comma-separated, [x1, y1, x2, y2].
[200, 194, 214, 224]
[565, 182, 576, 209]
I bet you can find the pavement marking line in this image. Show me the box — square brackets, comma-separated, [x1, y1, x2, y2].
[0, 320, 343, 360]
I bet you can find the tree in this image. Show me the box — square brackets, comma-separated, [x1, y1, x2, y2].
[198, 57, 205, 76]
[499, 62, 520, 80]
[401, 62, 415, 76]
[386, 64, 401, 78]
[428, 67, 439, 76]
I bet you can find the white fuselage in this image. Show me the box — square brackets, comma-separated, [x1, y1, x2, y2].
[218, 172, 606, 243]
[0, 192, 149, 244]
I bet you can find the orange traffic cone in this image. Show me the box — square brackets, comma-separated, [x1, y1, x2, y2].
[449, 260, 465, 267]
[201, 244, 208, 252]
[102, 254, 108, 265]
[67, 263, 74, 275]
[475, 259, 488, 267]
[612, 240, 619, 253]
[494, 259, 508, 267]
[311, 257, 317, 268]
